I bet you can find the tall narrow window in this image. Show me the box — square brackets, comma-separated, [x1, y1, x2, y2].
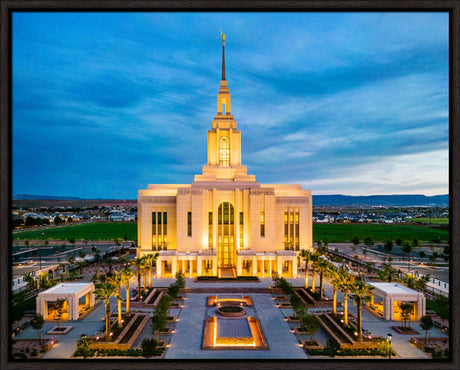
[187, 212, 192, 237]
[295, 211, 299, 251]
[260, 211, 265, 237]
[219, 136, 230, 166]
[239, 212, 244, 249]
[208, 212, 213, 249]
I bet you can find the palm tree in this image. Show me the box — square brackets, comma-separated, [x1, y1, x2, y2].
[109, 270, 123, 327]
[95, 282, 117, 341]
[121, 267, 134, 314]
[299, 250, 313, 289]
[144, 253, 159, 288]
[326, 265, 342, 315]
[132, 257, 146, 301]
[310, 253, 320, 293]
[317, 258, 331, 301]
[350, 279, 374, 341]
[337, 270, 355, 326]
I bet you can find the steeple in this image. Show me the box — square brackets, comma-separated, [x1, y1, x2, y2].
[221, 31, 226, 81]
[216, 31, 231, 116]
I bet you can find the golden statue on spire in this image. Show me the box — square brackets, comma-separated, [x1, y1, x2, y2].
[220, 31, 225, 46]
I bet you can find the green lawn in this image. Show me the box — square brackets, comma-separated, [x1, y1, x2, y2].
[13, 222, 137, 241]
[312, 223, 448, 243]
[13, 221, 449, 243]
[413, 218, 449, 225]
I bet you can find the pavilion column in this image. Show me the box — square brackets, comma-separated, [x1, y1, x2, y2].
[252, 256, 257, 276]
[189, 260, 192, 278]
[269, 260, 272, 277]
[237, 255, 242, 276]
[292, 256, 298, 278]
[262, 260, 265, 278]
[171, 259, 177, 277]
[85, 293, 90, 306]
[277, 258, 283, 278]
[197, 256, 202, 276]
[156, 258, 162, 278]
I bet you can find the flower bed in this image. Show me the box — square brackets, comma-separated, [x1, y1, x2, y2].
[119, 315, 145, 344]
[391, 326, 419, 335]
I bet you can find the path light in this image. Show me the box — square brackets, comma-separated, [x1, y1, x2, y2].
[96, 336, 99, 340]
[387, 333, 392, 360]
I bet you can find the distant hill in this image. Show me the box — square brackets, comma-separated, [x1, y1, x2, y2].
[14, 194, 84, 200]
[13, 194, 449, 208]
[313, 194, 449, 207]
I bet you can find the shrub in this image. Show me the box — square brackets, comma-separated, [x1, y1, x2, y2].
[141, 338, 159, 357]
[30, 350, 38, 357]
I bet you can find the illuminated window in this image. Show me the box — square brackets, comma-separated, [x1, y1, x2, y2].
[260, 211, 265, 237]
[209, 212, 213, 249]
[152, 210, 167, 250]
[188, 212, 192, 237]
[219, 136, 230, 166]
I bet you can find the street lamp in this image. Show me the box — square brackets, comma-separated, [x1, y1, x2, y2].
[387, 333, 393, 359]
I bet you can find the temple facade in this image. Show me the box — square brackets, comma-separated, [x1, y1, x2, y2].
[137, 35, 313, 278]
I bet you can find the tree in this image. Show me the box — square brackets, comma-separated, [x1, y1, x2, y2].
[350, 279, 374, 341]
[109, 270, 124, 327]
[442, 244, 449, 262]
[78, 250, 86, 259]
[337, 269, 355, 326]
[429, 252, 438, 263]
[103, 255, 114, 274]
[55, 299, 66, 327]
[290, 293, 302, 319]
[95, 282, 117, 341]
[310, 253, 320, 293]
[132, 257, 146, 301]
[299, 250, 313, 289]
[298, 309, 321, 342]
[420, 315, 434, 344]
[363, 236, 373, 248]
[31, 314, 44, 345]
[54, 215, 63, 225]
[399, 303, 414, 328]
[351, 235, 360, 246]
[327, 265, 343, 315]
[401, 241, 414, 271]
[23, 273, 35, 290]
[384, 240, 394, 256]
[121, 267, 134, 314]
[144, 253, 159, 288]
[317, 258, 330, 301]
[419, 251, 426, 259]
[395, 238, 402, 247]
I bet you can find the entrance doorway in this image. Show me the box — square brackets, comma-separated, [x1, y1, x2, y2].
[217, 202, 235, 270]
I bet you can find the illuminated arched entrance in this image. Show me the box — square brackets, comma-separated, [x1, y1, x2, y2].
[217, 202, 235, 269]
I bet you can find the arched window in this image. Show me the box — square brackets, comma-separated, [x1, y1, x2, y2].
[219, 136, 230, 166]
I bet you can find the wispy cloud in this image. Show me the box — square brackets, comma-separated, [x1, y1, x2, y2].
[12, 12, 448, 198]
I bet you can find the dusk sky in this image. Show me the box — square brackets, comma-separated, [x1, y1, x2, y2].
[12, 12, 449, 199]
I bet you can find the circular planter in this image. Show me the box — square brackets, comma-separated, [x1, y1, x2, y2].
[216, 305, 245, 317]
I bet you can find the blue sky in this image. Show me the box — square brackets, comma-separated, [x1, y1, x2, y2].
[12, 12, 449, 199]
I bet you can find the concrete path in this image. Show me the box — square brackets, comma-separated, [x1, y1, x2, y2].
[164, 292, 308, 359]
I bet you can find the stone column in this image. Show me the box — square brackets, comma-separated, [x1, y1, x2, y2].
[277, 258, 283, 278]
[269, 260, 272, 277]
[197, 256, 202, 276]
[156, 257, 163, 278]
[252, 256, 257, 276]
[237, 255, 242, 276]
[292, 256, 298, 278]
[383, 296, 391, 320]
[85, 293, 90, 306]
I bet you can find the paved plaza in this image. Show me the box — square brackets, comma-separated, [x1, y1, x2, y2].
[12, 275, 448, 360]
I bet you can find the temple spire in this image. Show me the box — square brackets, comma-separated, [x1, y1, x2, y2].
[220, 31, 226, 81]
